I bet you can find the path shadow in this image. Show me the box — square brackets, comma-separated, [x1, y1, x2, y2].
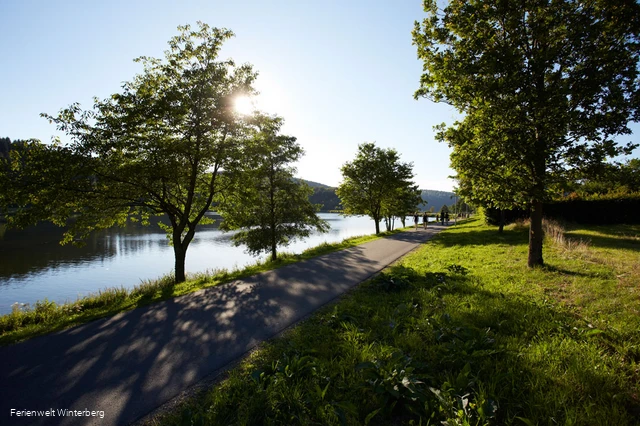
[0, 243, 381, 425]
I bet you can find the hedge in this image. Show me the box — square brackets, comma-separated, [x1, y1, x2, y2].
[485, 195, 640, 225]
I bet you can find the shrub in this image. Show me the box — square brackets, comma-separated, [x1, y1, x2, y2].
[484, 195, 640, 227]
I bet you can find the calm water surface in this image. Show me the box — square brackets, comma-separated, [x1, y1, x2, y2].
[0, 213, 385, 314]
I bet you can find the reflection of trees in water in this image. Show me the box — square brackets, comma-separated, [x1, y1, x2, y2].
[0, 217, 220, 280]
[0, 222, 113, 279]
[0, 214, 364, 283]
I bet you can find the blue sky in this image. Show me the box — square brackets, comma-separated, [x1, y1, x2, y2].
[1, 1, 637, 191]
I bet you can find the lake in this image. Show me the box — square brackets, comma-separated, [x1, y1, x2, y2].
[0, 213, 415, 314]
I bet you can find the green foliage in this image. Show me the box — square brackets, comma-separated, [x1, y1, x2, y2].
[546, 196, 640, 224]
[485, 195, 640, 226]
[376, 266, 417, 292]
[217, 115, 328, 261]
[160, 219, 640, 426]
[337, 142, 420, 234]
[0, 137, 10, 160]
[414, 0, 640, 266]
[445, 264, 469, 276]
[0, 139, 86, 230]
[308, 186, 341, 211]
[356, 349, 429, 419]
[2, 23, 259, 283]
[381, 184, 423, 232]
[565, 159, 640, 197]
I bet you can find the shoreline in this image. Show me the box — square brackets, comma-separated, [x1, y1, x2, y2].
[0, 226, 413, 346]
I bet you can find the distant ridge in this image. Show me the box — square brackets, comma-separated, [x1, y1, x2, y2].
[296, 179, 333, 189]
[420, 189, 456, 212]
[298, 178, 456, 212]
[298, 179, 340, 210]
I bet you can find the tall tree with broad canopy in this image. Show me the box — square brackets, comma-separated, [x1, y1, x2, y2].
[216, 115, 329, 262]
[413, 0, 640, 267]
[3, 23, 258, 283]
[337, 143, 418, 234]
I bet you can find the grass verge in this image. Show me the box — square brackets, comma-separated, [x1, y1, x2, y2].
[0, 227, 409, 346]
[157, 218, 640, 425]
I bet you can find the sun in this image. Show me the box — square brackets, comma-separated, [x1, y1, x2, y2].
[233, 95, 255, 115]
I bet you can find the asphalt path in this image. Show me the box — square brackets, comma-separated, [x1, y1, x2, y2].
[0, 225, 445, 426]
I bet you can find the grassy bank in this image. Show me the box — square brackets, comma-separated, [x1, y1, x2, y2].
[0, 228, 408, 346]
[159, 218, 640, 425]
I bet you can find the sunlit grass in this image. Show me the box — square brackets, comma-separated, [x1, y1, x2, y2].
[156, 218, 640, 425]
[0, 227, 409, 346]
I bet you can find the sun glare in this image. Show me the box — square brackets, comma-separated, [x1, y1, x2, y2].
[234, 96, 254, 115]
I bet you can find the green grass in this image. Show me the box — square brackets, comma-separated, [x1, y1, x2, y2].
[156, 218, 640, 426]
[0, 227, 409, 346]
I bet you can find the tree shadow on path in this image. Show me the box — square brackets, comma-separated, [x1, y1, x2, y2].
[0, 242, 393, 425]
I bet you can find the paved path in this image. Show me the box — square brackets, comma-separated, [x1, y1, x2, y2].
[0, 226, 445, 426]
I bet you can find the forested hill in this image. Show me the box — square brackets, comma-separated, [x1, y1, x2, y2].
[295, 178, 332, 189]
[420, 189, 456, 212]
[299, 179, 455, 212]
[299, 180, 342, 211]
[0, 137, 11, 159]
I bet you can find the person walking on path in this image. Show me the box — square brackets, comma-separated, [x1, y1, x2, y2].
[422, 212, 428, 229]
[413, 212, 419, 230]
[445, 211, 450, 225]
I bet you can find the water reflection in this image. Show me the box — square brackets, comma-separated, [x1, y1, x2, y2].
[0, 213, 375, 314]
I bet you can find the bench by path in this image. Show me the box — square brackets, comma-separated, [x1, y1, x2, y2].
[0, 226, 446, 426]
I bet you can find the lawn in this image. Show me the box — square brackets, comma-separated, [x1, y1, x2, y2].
[159, 218, 640, 425]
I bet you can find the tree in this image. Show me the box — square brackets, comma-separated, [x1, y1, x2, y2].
[414, 0, 640, 266]
[217, 115, 329, 261]
[381, 184, 422, 231]
[3, 23, 258, 283]
[0, 137, 10, 159]
[566, 158, 640, 196]
[337, 143, 418, 234]
[436, 113, 529, 232]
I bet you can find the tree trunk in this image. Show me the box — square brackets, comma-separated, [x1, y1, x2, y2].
[528, 201, 544, 267]
[271, 223, 277, 262]
[270, 162, 277, 262]
[174, 243, 187, 283]
[374, 216, 380, 234]
[172, 222, 196, 284]
[498, 209, 505, 233]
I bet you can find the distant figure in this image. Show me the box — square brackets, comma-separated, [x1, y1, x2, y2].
[441, 212, 445, 225]
[422, 212, 428, 229]
[445, 212, 450, 224]
[435, 214, 439, 223]
[414, 212, 419, 230]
